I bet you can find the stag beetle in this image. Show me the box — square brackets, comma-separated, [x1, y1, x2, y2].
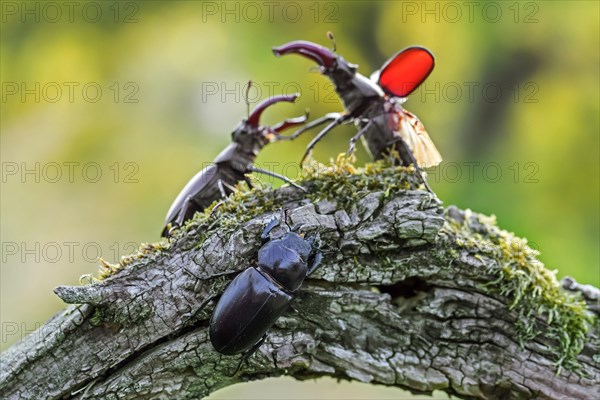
[209, 211, 322, 357]
[273, 36, 441, 192]
[162, 92, 307, 237]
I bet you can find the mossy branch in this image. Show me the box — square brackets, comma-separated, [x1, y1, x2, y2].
[0, 160, 598, 400]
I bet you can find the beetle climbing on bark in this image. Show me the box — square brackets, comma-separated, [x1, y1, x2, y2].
[273, 35, 442, 193]
[209, 210, 322, 357]
[161, 90, 307, 237]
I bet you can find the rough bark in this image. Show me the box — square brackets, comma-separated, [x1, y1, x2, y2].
[0, 175, 598, 400]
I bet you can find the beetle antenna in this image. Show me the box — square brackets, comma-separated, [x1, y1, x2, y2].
[282, 208, 294, 232]
[281, 208, 288, 226]
[327, 31, 336, 53]
[244, 80, 252, 119]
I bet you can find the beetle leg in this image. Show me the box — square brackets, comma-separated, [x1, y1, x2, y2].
[279, 208, 300, 233]
[174, 195, 197, 230]
[261, 218, 281, 243]
[229, 334, 268, 376]
[300, 114, 353, 165]
[276, 112, 342, 141]
[347, 120, 374, 156]
[216, 179, 227, 198]
[166, 224, 179, 237]
[244, 174, 254, 189]
[307, 251, 323, 276]
[303, 232, 323, 276]
[161, 223, 174, 238]
[208, 201, 224, 219]
[218, 179, 238, 197]
[416, 166, 434, 194]
[304, 231, 320, 246]
[386, 138, 434, 194]
[246, 165, 307, 193]
[290, 223, 304, 233]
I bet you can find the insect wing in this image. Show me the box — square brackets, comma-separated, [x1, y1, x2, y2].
[377, 47, 435, 98]
[397, 109, 442, 168]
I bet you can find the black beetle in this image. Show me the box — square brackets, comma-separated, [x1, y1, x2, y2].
[162, 92, 307, 237]
[209, 211, 322, 356]
[273, 36, 441, 193]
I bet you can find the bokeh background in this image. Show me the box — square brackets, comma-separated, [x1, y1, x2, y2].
[1, 1, 598, 398]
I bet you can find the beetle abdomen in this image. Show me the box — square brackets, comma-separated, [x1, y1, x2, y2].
[209, 267, 292, 355]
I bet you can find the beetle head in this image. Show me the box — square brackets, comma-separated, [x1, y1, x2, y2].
[231, 93, 305, 154]
[230, 120, 261, 153]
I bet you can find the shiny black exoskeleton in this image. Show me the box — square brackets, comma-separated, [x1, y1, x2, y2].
[209, 214, 322, 356]
[162, 94, 307, 237]
[273, 38, 440, 193]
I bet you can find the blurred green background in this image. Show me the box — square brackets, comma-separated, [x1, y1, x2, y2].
[1, 1, 598, 398]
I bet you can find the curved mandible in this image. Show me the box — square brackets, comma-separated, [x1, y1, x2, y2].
[247, 93, 300, 127]
[272, 40, 336, 69]
[271, 111, 309, 134]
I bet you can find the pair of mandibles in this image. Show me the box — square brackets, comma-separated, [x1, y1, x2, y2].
[162, 37, 442, 237]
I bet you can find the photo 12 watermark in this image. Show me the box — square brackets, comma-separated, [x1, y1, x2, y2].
[2, 321, 50, 345]
[199, 1, 340, 24]
[1, 241, 141, 265]
[199, 80, 539, 105]
[163, 161, 541, 186]
[1, 82, 140, 104]
[201, 81, 306, 104]
[1, 1, 140, 24]
[2, 162, 140, 184]
[399, 1, 540, 24]
[425, 161, 540, 184]
[415, 81, 539, 104]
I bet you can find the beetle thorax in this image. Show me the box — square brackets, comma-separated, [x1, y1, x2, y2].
[327, 58, 357, 100]
[327, 61, 383, 114]
[214, 122, 268, 171]
[257, 233, 310, 292]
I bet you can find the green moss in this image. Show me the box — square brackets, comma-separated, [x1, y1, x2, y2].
[445, 208, 595, 372]
[89, 307, 105, 326]
[94, 242, 170, 280]
[301, 153, 420, 209]
[593, 317, 600, 364]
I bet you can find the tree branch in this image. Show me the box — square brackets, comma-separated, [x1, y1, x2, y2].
[1, 165, 598, 400]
